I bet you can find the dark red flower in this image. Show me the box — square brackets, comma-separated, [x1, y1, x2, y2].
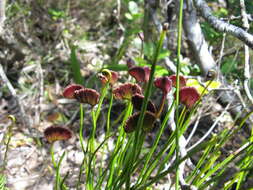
[179, 87, 200, 108]
[44, 125, 72, 143]
[124, 111, 156, 133]
[98, 69, 118, 86]
[154, 76, 172, 94]
[168, 75, 186, 88]
[113, 83, 142, 100]
[63, 84, 84, 99]
[132, 94, 157, 113]
[129, 66, 151, 83]
[110, 71, 119, 85]
[74, 88, 100, 106]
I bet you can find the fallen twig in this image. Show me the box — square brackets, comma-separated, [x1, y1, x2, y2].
[0, 64, 31, 129]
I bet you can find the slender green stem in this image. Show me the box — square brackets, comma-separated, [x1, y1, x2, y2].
[55, 151, 66, 190]
[85, 108, 97, 190]
[50, 144, 57, 169]
[50, 144, 58, 190]
[175, 0, 184, 188]
[79, 104, 86, 153]
[106, 101, 133, 189]
[137, 101, 175, 186]
[2, 115, 15, 171]
[95, 83, 109, 121]
[76, 104, 86, 189]
[90, 108, 97, 153]
[118, 25, 167, 190]
[106, 92, 114, 137]
[133, 25, 167, 163]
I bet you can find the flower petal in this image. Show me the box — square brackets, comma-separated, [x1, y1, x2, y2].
[168, 75, 186, 88]
[74, 88, 100, 106]
[63, 84, 84, 99]
[113, 83, 142, 100]
[179, 86, 200, 108]
[132, 94, 157, 113]
[44, 125, 72, 143]
[154, 76, 172, 94]
[98, 69, 119, 86]
[124, 111, 156, 133]
[129, 66, 150, 83]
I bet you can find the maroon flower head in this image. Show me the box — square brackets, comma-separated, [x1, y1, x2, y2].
[168, 75, 187, 88]
[129, 66, 151, 83]
[154, 76, 172, 94]
[110, 71, 119, 85]
[179, 87, 200, 108]
[98, 69, 118, 86]
[44, 125, 72, 143]
[132, 94, 157, 113]
[74, 88, 100, 106]
[63, 84, 84, 99]
[113, 83, 142, 100]
[124, 111, 156, 133]
[126, 58, 136, 69]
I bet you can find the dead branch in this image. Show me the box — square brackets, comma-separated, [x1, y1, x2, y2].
[240, 0, 253, 105]
[183, 0, 253, 131]
[194, 0, 253, 49]
[183, 0, 216, 76]
[0, 64, 31, 129]
[0, 0, 5, 34]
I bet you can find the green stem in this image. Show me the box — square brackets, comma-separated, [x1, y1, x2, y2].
[50, 144, 57, 169]
[95, 83, 109, 121]
[137, 101, 175, 186]
[117, 25, 167, 190]
[106, 92, 114, 137]
[106, 101, 133, 189]
[55, 151, 66, 190]
[79, 104, 86, 153]
[91, 108, 97, 153]
[175, 0, 184, 189]
[50, 144, 58, 190]
[76, 104, 86, 189]
[133, 24, 167, 163]
[2, 115, 15, 171]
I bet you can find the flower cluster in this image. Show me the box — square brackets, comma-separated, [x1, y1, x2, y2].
[44, 64, 201, 140]
[117, 61, 201, 133]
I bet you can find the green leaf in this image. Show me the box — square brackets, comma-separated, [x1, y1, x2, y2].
[125, 13, 133, 20]
[155, 65, 169, 76]
[134, 57, 149, 66]
[0, 174, 9, 190]
[70, 46, 84, 85]
[158, 49, 171, 60]
[128, 1, 139, 15]
[143, 42, 155, 60]
[105, 64, 128, 71]
[221, 58, 238, 74]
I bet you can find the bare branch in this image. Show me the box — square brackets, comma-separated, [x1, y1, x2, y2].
[187, 103, 231, 151]
[183, 0, 216, 76]
[240, 0, 253, 105]
[194, 0, 253, 49]
[0, 64, 32, 129]
[0, 0, 5, 34]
